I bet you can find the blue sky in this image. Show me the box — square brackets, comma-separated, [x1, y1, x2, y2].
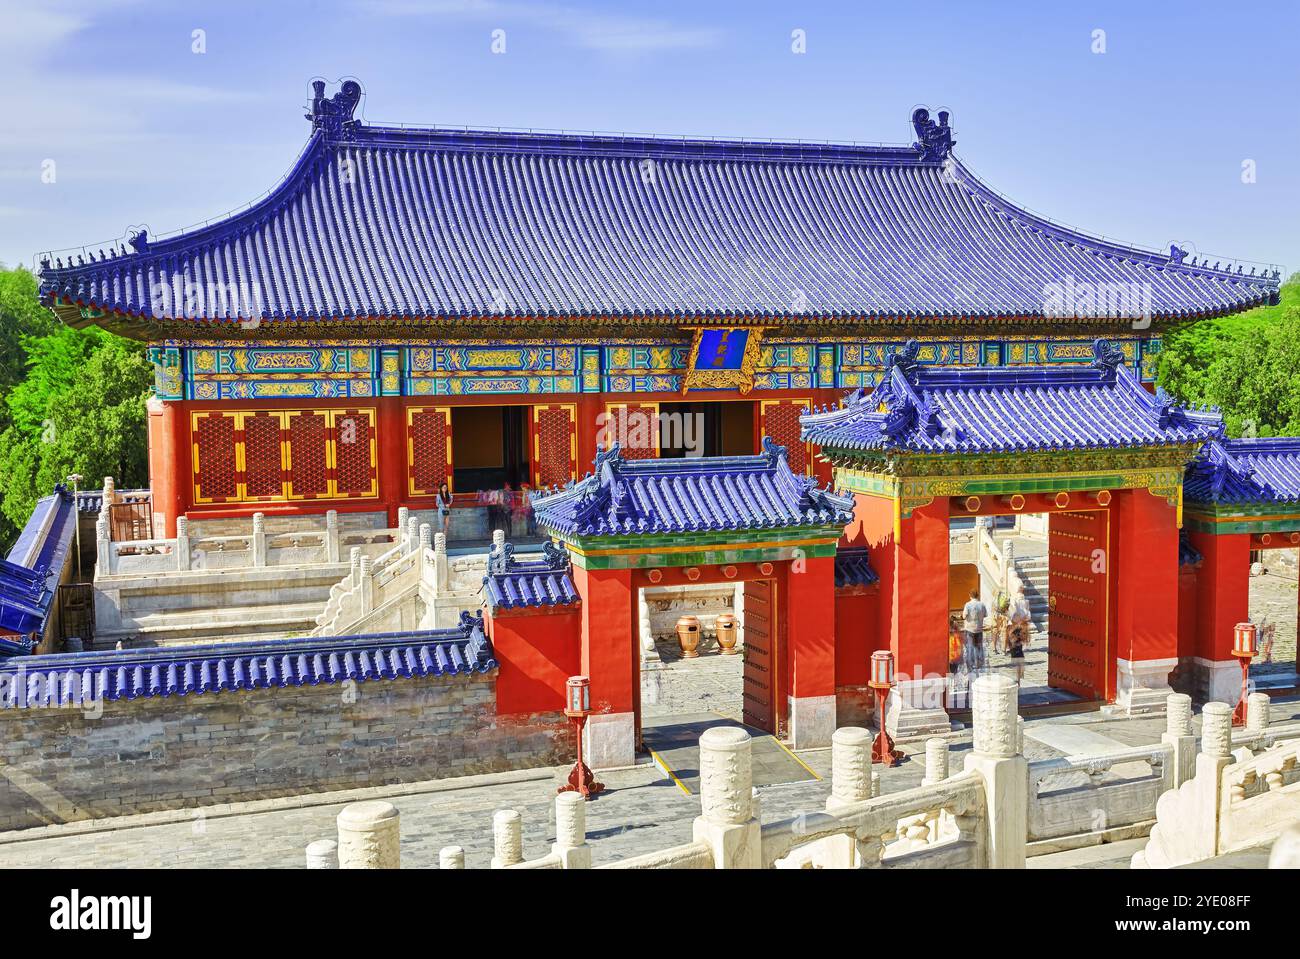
[2, 0, 1296, 274]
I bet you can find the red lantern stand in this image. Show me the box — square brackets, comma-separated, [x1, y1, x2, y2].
[558, 676, 605, 798]
[869, 650, 903, 767]
[1231, 622, 1258, 727]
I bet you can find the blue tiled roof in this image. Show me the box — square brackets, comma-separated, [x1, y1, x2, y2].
[834, 547, 879, 588]
[1184, 438, 1300, 505]
[483, 541, 579, 610]
[37, 86, 1279, 326]
[533, 438, 855, 538]
[0, 614, 495, 709]
[1, 487, 77, 644]
[801, 339, 1225, 456]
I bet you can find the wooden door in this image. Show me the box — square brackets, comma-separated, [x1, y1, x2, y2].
[1047, 510, 1109, 700]
[742, 579, 776, 732]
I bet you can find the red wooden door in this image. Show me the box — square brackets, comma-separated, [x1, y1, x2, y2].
[742, 579, 776, 732]
[1047, 509, 1109, 700]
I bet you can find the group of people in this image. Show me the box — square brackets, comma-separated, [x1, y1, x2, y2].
[434, 482, 537, 540]
[950, 587, 1032, 682]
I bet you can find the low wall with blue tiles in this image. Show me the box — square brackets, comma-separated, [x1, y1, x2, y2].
[0, 672, 568, 832]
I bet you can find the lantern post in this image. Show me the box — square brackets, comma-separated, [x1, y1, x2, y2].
[559, 675, 605, 799]
[1231, 622, 1257, 727]
[869, 650, 903, 766]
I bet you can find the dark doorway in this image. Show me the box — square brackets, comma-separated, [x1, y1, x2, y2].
[451, 406, 530, 492]
[658, 402, 755, 458]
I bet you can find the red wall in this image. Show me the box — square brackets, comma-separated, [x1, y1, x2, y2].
[1115, 489, 1180, 667]
[1187, 530, 1251, 662]
[487, 605, 583, 715]
[834, 584, 882, 689]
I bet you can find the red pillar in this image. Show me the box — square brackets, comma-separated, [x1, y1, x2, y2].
[146, 397, 187, 537]
[786, 554, 837, 747]
[572, 563, 636, 768]
[376, 397, 406, 526]
[1114, 489, 1180, 711]
[1188, 529, 1250, 702]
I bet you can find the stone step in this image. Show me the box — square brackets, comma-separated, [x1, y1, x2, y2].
[111, 601, 326, 645]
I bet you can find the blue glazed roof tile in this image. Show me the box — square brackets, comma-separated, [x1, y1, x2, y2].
[801, 339, 1224, 456]
[0, 613, 495, 709]
[834, 547, 879, 588]
[36, 88, 1279, 325]
[1, 487, 76, 644]
[532, 438, 855, 538]
[1184, 437, 1300, 505]
[483, 541, 579, 610]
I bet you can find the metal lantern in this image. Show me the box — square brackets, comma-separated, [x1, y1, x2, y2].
[565, 675, 591, 717]
[869, 650, 895, 690]
[1233, 622, 1258, 658]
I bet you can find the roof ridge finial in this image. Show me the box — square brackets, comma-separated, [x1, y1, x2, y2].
[1090, 338, 1124, 372]
[307, 78, 363, 138]
[911, 107, 955, 162]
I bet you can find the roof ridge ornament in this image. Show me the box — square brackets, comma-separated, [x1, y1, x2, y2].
[1090, 338, 1125, 371]
[307, 79, 363, 138]
[911, 108, 955, 162]
[889, 339, 922, 374]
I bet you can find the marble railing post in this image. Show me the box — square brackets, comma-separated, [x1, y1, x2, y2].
[439, 846, 465, 869]
[305, 839, 339, 869]
[349, 546, 362, 588]
[824, 726, 873, 867]
[963, 673, 1027, 868]
[336, 801, 400, 869]
[407, 516, 419, 554]
[396, 507, 410, 548]
[96, 516, 112, 574]
[1162, 693, 1196, 787]
[175, 517, 190, 571]
[692, 727, 759, 869]
[1246, 692, 1270, 733]
[492, 528, 506, 551]
[491, 810, 524, 868]
[251, 512, 267, 567]
[922, 738, 950, 787]
[359, 555, 374, 615]
[1194, 702, 1235, 860]
[325, 509, 340, 563]
[552, 793, 592, 868]
[418, 522, 432, 552]
[432, 532, 449, 592]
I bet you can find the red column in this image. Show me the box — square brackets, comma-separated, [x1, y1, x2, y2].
[146, 397, 187, 537]
[376, 397, 407, 526]
[786, 555, 837, 746]
[1113, 489, 1180, 710]
[572, 563, 636, 767]
[1187, 529, 1250, 702]
[892, 497, 951, 679]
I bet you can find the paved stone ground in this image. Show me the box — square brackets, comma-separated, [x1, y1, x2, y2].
[5, 697, 1294, 869]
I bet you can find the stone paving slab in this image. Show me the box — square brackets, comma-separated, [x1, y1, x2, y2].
[642, 713, 817, 793]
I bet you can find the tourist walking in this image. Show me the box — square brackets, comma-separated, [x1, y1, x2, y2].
[435, 482, 453, 538]
[1008, 589, 1031, 683]
[962, 588, 988, 672]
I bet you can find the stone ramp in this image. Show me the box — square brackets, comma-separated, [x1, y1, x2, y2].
[642, 713, 818, 794]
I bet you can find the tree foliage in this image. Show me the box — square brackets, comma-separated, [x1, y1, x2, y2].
[0, 267, 152, 545]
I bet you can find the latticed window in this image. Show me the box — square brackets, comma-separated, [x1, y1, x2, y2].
[533, 405, 575, 488]
[193, 413, 238, 502]
[408, 407, 451, 495]
[761, 400, 812, 474]
[287, 411, 330, 498]
[606, 404, 658, 459]
[334, 411, 376, 496]
[243, 412, 286, 498]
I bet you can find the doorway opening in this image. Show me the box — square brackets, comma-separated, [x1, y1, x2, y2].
[1248, 545, 1299, 693]
[657, 401, 755, 458]
[450, 405, 530, 492]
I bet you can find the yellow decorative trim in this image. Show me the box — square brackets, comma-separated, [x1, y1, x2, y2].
[681, 326, 766, 394]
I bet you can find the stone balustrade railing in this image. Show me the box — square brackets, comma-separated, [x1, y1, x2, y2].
[98, 507, 402, 577]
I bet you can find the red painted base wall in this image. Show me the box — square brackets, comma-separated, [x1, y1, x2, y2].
[487, 606, 583, 716]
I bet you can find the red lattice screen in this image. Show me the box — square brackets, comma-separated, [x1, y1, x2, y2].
[408, 407, 451, 495]
[533, 405, 575, 488]
[333, 411, 375, 496]
[193, 413, 238, 502]
[242, 413, 285, 498]
[287, 411, 330, 499]
[761, 400, 811, 474]
[606, 404, 658, 459]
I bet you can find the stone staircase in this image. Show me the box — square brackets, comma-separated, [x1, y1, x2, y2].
[1013, 555, 1050, 635]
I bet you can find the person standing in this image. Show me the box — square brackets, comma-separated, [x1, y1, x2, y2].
[435, 482, 453, 539]
[962, 588, 988, 672]
[1008, 589, 1031, 684]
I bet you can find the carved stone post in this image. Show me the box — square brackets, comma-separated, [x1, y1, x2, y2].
[491, 809, 524, 868]
[407, 516, 419, 554]
[1246, 692, 1270, 733]
[963, 673, 1027, 868]
[175, 516, 190, 571]
[419, 522, 432, 551]
[552, 792, 591, 869]
[349, 546, 362, 587]
[96, 516, 112, 574]
[251, 512, 267, 567]
[1162, 693, 1196, 788]
[439, 846, 465, 869]
[432, 532, 449, 592]
[396, 506, 409, 546]
[825, 726, 873, 867]
[305, 839, 339, 869]
[922, 738, 950, 786]
[692, 726, 760, 869]
[492, 528, 506, 551]
[359, 555, 374, 616]
[325, 509, 340, 563]
[336, 801, 400, 869]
